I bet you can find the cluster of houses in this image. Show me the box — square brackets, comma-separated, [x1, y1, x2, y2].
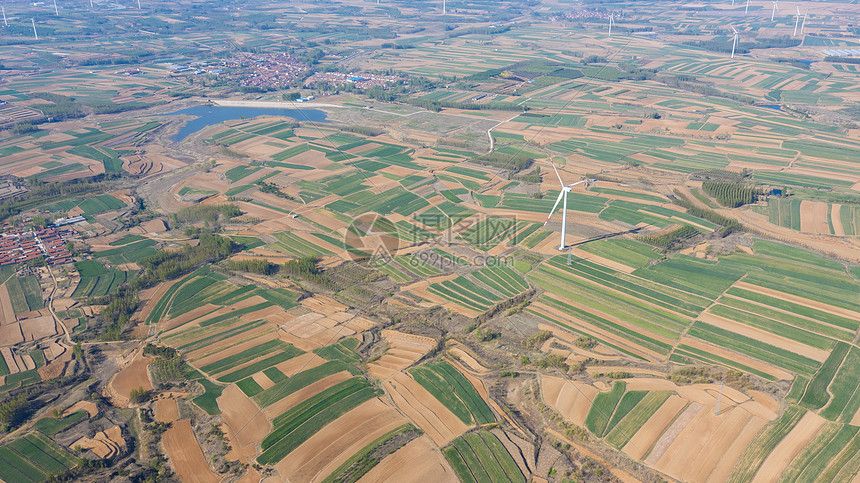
[0, 227, 74, 267]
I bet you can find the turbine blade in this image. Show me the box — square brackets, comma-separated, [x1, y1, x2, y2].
[543, 190, 565, 226]
[553, 163, 564, 186]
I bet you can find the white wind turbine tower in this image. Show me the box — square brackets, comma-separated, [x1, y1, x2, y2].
[53, 0, 58, 15]
[608, 13, 614, 37]
[2, 7, 7, 27]
[442, 0, 446, 15]
[793, 6, 801, 36]
[543, 164, 593, 251]
[744, 0, 750, 15]
[730, 26, 739, 58]
[32, 18, 38, 39]
[137, 0, 141, 9]
[771, 1, 778, 21]
[801, 9, 808, 34]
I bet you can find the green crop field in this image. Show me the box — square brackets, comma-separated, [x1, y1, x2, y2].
[409, 361, 494, 425]
[0, 433, 77, 483]
[729, 406, 806, 483]
[605, 391, 672, 449]
[254, 361, 354, 407]
[314, 338, 360, 364]
[584, 381, 627, 437]
[443, 432, 525, 483]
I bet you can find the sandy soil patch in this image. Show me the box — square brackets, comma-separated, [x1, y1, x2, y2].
[0, 324, 24, 346]
[183, 324, 275, 362]
[20, 315, 58, 341]
[277, 398, 407, 482]
[63, 400, 98, 418]
[218, 384, 271, 462]
[384, 371, 469, 446]
[155, 398, 179, 423]
[72, 425, 126, 459]
[262, 371, 353, 421]
[111, 353, 153, 401]
[368, 330, 436, 379]
[300, 295, 348, 316]
[357, 434, 457, 483]
[645, 402, 702, 465]
[800, 200, 830, 234]
[448, 346, 490, 374]
[752, 411, 827, 483]
[272, 352, 326, 377]
[163, 419, 220, 483]
[540, 375, 600, 427]
[135, 279, 181, 323]
[698, 311, 829, 362]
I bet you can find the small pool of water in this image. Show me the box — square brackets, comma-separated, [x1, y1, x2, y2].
[759, 104, 782, 111]
[166, 105, 328, 143]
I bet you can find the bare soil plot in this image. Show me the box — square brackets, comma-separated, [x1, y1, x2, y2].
[72, 425, 127, 459]
[368, 330, 436, 379]
[275, 398, 407, 482]
[0, 324, 24, 346]
[752, 411, 827, 483]
[161, 303, 219, 332]
[155, 398, 179, 423]
[163, 419, 221, 483]
[20, 315, 58, 341]
[218, 384, 271, 462]
[110, 352, 153, 403]
[384, 371, 469, 446]
[63, 400, 98, 418]
[0, 284, 14, 325]
[357, 434, 458, 483]
[448, 346, 490, 375]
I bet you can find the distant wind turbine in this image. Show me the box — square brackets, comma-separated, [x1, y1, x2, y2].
[137, 0, 141, 9]
[608, 14, 614, 37]
[543, 164, 593, 251]
[745, 0, 750, 15]
[731, 26, 739, 58]
[793, 6, 801, 36]
[53, 0, 58, 16]
[771, 1, 778, 21]
[32, 18, 38, 39]
[2, 7, 7, 27]
[801, 9, 808, 34]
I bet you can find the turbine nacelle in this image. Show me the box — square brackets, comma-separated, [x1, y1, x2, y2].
[544, 163, 594, 250]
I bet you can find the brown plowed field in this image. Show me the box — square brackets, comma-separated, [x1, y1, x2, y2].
[184, 324, 275, 361]
[0, 284, 14, 325]
[832, 204, 845, 236]
[752, 411, 827, 483]
[276, 398, 407, 482]
[622, 395, 687, 460]
[384, 371, 468, 446]
[800, 200, 830, 234]
[190, 332, 278, 369]
[161, 304, 219, 332]
[163, 419, 220, 483]
[357, 434, 457, 483]
[218, 384, 271, 461]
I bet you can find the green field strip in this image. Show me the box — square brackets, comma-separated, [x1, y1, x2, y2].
[313, 338, 360, 364]
[718, 295, 853, 341]
[197, 302, 274, 327]
[0, 446, 46, 482]
[193, 379, 224, 415]
[585, 381, 626, 437]
[813, 429, 860, 483]
[200, 339, 289, 375]
[174, 320, 267, 352]
[800, 342, 850, 410]
[707, 304, 836, 351]
[472, 270, 519, 298]
[723, 287, 859, 332]
[32, 410, 86, 436]
[605, 391, 673, 449]
[448, 437, 491, 483]
[462, 433, 523, 483]
[217, 348, 304, 383]
[7, 437, 69, 475]
[728, 405, 807, 483]
[427, 285, 490, 312]
[688, 321, 820, 375]
[604, 390, 648, 436]
[145, 269, 202, 324]
[258, 380, 381, 465]
[578, 239, 661, 270]
[786, 423, 859, 483]
[393, 256, 440, 277]
[410, 366, 473, 425]
[26, 433, 76, 468]
[427, 361, 494, 424]
[254, 361, 351, 407]
[371, 259, 412, 283]
[237, 377, 265, 397]
[532, 269, 684, 344]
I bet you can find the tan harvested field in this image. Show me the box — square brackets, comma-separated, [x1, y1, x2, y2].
[752, 412, 827, 483]
[275, 398, 407, 482]
[219, 384, 271, 461]
[622, 395, 688, 460]
[384, 371, 469, 446]
[799, 200, 830, 234]
[20, 315, 58, 341]
[161, 303, 219, 332]
[367, 330, 436, 379]
[190, 332, 279, 369]
[541, 375, 599, 427]
[64, 400, 99, 418]
[110, 353, 153, 402]
[0, 323, 24, 346]
[163, 419, 221, 483]
[72, 426, 127, 459]
[448, 346, 490, 374]
[155, 398, 179, 423]
[357, 434, 458, 483]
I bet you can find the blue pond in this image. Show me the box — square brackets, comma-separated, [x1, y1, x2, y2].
[167, 105, 328, 143]
[760, 104, 782, 111]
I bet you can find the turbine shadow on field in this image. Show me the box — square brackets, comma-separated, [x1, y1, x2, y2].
[568, 227, 643, 248]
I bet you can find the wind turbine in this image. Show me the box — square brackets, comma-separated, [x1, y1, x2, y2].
[53, 0, 58, 16]
[32, 18, 38, 39]
[731, 26, 739, 58]
[137, 0, 141, 9]
[744, 0, 750, 15]
[793, 6, 800, 36]
[2, 7, 7, 27]
[771, 1, 778, 21]
[543, 164, 593, 251]
[608, 13, 614, 37]
[800, 9, 808, 34]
